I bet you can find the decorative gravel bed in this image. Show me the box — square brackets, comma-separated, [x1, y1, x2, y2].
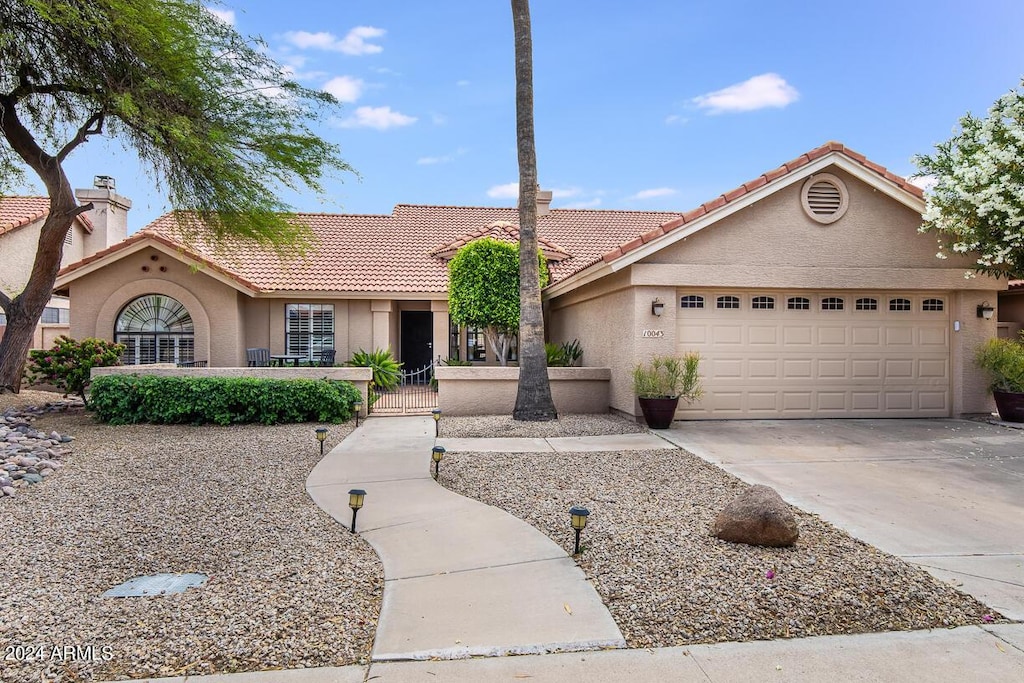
[0, 406, 382, 683]
[438, 413, 645, 439]
[442, 448, 1000, 648]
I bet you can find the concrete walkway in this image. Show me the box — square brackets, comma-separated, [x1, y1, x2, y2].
[305, 416, 625, 661]
[117, 623, 1024, 681]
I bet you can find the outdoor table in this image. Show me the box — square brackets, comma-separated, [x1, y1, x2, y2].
[270, 354, 305, 367]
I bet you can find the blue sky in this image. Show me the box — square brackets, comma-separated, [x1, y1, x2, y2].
[52, 0, 1024, 233]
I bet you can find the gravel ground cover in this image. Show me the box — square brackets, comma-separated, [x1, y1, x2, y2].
[0, 403, 382, 682]
[438, 413, 645, 439]
[442, 447, 1000, 648]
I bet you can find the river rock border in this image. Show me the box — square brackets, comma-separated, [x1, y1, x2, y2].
[1, 400, 81, 497]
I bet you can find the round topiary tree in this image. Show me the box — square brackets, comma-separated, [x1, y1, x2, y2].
[447, 237, 548, 366]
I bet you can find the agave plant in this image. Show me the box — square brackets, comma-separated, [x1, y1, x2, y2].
[346, 348, 402, 392]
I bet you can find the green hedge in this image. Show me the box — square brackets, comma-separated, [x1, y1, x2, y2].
[89, 375, 362, 425]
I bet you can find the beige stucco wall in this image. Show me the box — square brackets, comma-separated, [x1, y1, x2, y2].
[435, 366, 611, 415]
[0, 218, 88, 299]
[549, 168, 1003, 418]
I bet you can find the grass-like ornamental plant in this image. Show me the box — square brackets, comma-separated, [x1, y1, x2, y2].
[632, 353, 704, 402]
[975, 336, 1024, 393]
[88, 375, 361, 425]
[345, 348, 402, 392]
[27, 336, 126, 406]
[545, 339, 583, 367]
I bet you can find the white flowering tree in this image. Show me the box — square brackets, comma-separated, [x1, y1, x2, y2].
[913, 80, 1024, 279]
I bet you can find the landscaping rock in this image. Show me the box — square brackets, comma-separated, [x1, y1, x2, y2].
[712, 484, 800, 547]
[0, 400, 79, 502]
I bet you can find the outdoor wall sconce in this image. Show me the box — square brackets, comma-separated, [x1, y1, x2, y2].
[431, 445, 445, 480]
[977, 302, 995, 320]
[348, 488, 366, 533]
[569, 506, 590, 556]
[354, 399, 363, 427]
[432, 408, 441, 436]
[651, 298, 665, 317]
[315, 427, 328, 456]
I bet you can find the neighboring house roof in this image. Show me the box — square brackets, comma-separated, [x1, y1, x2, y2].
[56, 141, 926, 296]
[0, 196, 94, 236]
[1009, 280, 1023, 291]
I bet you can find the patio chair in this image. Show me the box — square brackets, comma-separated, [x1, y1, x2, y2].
[317, 348, 337, 367]
[246, 347, 270, 367]
[176, 360, 208, 368]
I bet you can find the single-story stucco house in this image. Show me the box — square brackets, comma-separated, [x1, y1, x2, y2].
[53, 142, 1015, 420]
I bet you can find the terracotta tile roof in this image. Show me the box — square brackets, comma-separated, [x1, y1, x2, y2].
[57, 141, 923, 294]
[429, 220, 571, 261]
[1, 196, 94, 236]
[1009, 280, 1023, 291]
[599, 141, 925, 264]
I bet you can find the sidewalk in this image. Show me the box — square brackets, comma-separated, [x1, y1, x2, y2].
[305, 416, 625, 660]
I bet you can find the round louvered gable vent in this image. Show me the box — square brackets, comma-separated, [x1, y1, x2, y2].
[800, 173, 849, 224]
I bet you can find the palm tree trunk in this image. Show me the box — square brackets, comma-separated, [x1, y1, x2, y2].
[511, 0, 556, 421]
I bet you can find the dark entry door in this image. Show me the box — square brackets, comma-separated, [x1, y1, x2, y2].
[400, 310, 433, 377]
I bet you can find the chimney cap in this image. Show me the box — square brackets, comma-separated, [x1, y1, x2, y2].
[94, 175, 116, 189]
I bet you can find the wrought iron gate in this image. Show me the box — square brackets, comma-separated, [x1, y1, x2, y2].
[369, 363, 438, 414]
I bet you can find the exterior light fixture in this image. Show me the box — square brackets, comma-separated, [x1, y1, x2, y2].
[347, 488, 366, 533]
[651, 298, 665, 317]
[431, 445, 445, 480]
[432, 408, 441, 436]
[977, 302, 995, 320]
[315, 427, 328, 456]
[354, 399, 363, 427]
[569, 506, 590, 556]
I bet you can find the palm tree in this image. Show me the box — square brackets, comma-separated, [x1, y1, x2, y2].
[510, 0, 557, 421]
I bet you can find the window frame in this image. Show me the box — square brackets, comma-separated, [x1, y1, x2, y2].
[285, 303, 336, 362]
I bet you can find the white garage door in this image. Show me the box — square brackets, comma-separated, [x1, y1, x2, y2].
[676, 291, 950, 419]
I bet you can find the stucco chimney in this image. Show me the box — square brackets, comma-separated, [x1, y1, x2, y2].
[536, 187, 553, 216]
[76, 176, 132, 256]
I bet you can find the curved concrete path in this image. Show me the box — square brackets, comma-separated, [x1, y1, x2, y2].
[306, 416, 625, 661]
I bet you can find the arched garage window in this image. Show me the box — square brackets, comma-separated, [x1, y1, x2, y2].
[115, 294, 195, 365]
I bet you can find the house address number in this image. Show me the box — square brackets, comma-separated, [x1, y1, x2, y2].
[641, 329, 665, 338]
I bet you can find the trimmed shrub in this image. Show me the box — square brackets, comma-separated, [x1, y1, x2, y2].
[89, 375, 361, 425]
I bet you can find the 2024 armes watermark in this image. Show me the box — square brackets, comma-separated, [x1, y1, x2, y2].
[4, 644, 114, 662]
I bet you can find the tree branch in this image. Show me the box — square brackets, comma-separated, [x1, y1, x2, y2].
[9, 63, 101, 100]
[0, 93, 56, 182]
[0, 290, 11, 313]
[56, 111, 105, 161]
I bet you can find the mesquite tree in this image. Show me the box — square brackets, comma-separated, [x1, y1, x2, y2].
[0, 0, 351, 392]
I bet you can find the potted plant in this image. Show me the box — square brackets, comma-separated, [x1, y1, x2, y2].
[975, 335, 1024, 422]
[632, 352, 703, 429]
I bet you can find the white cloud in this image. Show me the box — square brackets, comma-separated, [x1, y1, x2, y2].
[207, 7, 235, 25]
[551, 187, 581, 199]
[564, 198, 602, 209]
[692, 73, 799, 114]
[909, 174, 938, 191]
[284, 26, 386, 55]
[487, 182, 520, 199]
[628, 187, 677, 200]
[664, 114, 689, 125]
[322, 75, 364, 103]
[456, 80, 471, 87]
[417, 147, 467, 165]
[333, 106, 416, 130]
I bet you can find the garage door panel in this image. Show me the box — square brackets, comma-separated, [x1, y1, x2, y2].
[677, 290, 950, 419]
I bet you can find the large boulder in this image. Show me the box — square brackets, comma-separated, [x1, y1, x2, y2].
[712, 484, 799, 547]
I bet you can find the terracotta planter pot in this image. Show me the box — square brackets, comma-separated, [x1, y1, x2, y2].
[993, 390, 1024, 423]
[638, 396, 680, 429]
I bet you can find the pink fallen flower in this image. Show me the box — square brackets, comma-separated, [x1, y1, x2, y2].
[982, 614, 994, 622]
[765, 569, 775, 580]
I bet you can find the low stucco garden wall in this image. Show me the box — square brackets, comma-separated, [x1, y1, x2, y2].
[435, 366, 611, 415]
[92, 366, 373, 415]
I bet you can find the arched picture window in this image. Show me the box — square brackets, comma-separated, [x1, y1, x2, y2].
[115, 294, 195, 365]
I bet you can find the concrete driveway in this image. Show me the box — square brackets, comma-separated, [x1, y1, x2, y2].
[660, 419, 1024, 620]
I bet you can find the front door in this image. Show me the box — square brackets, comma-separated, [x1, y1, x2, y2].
[400, 310, 433, 378]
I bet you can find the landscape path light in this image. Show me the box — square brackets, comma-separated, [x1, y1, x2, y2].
[432, 408, 441, 436]
[348, 489, 366, 533]
[431, 446, 445, 480]
[354, 398, 363, 427]
[315, 427, 328, 456]
[569, 506, 590, 556]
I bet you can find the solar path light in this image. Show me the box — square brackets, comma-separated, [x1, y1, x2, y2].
[431, 446, 445, 480]
[315, 427, 328, 456]
[432, 408, 441, 436]
[348, 489, 366, 533]
[569, 506, 590, 556]
[354, 399, 363, 427]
